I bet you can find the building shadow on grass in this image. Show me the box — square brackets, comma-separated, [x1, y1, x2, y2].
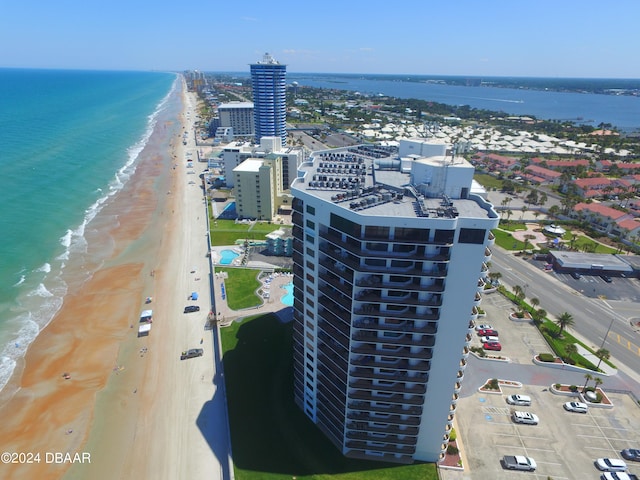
[215, 312, 431, 479]
[195, 322, 232, 480]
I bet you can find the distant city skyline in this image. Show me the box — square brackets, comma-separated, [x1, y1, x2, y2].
[1, 0, 639, 79]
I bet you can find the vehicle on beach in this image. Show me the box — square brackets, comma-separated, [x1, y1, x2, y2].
[180, 348, 203, 360]
[184, 305, 200, 313]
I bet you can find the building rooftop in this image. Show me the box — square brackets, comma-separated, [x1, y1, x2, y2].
[293, 145, 497, 220]
[233, 158, 263, 173]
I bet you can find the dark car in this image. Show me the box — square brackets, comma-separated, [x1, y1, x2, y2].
[601, 275, 613, 283]
[621, 449, 640, 462]
[570, 271, 582, 279]
[478, 328, 499, 337]
[180, 348, 204, 360]
[183, 305, 200, 313]
[483, 342, 502, 351]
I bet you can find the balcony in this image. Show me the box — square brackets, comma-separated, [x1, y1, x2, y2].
[349, 378, 427, 395]
[353, 317, 437, 335]
[477, 278, 486, 292]
[351, 355, 431, 372]
[484, 246, 492, 262]
[350, 389, 425, 405]
[354, 304, 439, 321]
[453, 381, 462, 393]
[345, 440, 416, 455]
[487, 231, 495, 246]
[347, 421, 419, 436]
[473, 292, 482, 307]
[348, 400, 423, 416]
[349, 367, 428, 383]
[352, 330, 435, 348]
[352, 343, 433, 360]
[346, 410, 421, 426]
[345, 430, 417, 445]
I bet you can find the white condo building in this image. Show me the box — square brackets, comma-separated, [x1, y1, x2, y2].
[290, 139, 498, 463]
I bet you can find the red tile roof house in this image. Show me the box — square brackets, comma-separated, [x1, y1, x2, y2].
[474, 153, 519, 173]
[573, 202, 628, 234]
[531, 157, 590, 170]
[572, 177, 630, 199]
[524, 165, 562, 184]
[616, 218, 640, 238]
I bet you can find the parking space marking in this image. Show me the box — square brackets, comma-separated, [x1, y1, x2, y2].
[482, 406, 510, 415]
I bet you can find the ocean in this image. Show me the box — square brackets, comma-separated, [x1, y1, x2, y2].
[286, 74, 640, 131]
[0, 69, 176, 392]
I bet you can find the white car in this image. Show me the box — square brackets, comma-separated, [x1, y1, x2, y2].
[512, 411, 539, 425]
[502, 455, 536, 471]
[506, 394, 532, 406]
[480, 335, 499, 343]
[601, 472, 637, 480]
[475, 323, 492, 331]
[564, 401, 588, 413]
[595, 458, 628, 472]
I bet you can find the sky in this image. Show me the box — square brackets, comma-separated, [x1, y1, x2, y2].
[1, 0, 639, 78]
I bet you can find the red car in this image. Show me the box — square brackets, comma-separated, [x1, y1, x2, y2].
[483, 342, 502, 351]
[478, 328, 499, 337]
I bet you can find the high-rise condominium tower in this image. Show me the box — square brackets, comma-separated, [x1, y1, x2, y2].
[250, 53, 287, 147]
[290, 139, 498, 464]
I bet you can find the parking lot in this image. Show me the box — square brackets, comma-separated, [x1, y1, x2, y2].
[444, 292, 640, 479]
[454, 388, 640, 479]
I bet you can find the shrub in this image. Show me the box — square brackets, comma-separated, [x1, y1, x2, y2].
[554, 383, 561, 389]
[538, 353, 555, 362]
[569, 385, 578, 392]
[449, 429, 457, 442]
[595, 392, 603, 403]
[447, 444, 459, 455]
[489, 378, 499, 390]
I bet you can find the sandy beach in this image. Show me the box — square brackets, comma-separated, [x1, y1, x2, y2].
[0, 77, 229, 479]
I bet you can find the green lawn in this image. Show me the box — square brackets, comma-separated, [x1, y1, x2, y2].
[217, 268, 262, 309]
[498, 221, 527, 232]
[221, 314, 437, 480]
[210, 219, 287, 247]
[572, 236, 617, 254]
[491, 229, 525, 250]
[474, 173, 503, 190]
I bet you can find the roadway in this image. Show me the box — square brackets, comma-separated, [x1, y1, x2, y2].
[490, 246, 640, 387]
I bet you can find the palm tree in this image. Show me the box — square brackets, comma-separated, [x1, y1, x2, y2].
[595, 348, 610, 371]
[530, 298, 540, 309]
[564, 343, 578, 363]
[582, 372, 593, 393]
[555, 312, 575, 337]
[532, 308, 547, 324]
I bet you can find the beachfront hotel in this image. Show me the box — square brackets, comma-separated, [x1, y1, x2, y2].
[290, 139, 499, 463]
[250, 53, 287, 147]
[217, 101, 255, 137]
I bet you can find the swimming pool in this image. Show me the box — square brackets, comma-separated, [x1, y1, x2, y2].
[281, 282, 294, 306]
[219, 249, 239, 265]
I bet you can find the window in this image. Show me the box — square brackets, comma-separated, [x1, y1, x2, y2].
[306, 247, 315, 257]
[306, 219, 315, 229]
[364, 225, 389, 240]
[306, 205, 316, 215]
[458, 228, 486, 244]
[330, 213, 361, 237]
[434, 229, 455, 244]
[395, 227, 429, 242]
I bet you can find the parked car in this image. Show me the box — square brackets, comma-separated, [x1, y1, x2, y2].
[483, 342, 502, 351]
[502, 455, 536, 471]
[571, 271, 582, 279]
[595, 458, 628, 472]
[180, 348, 204, 360]
[480, 335, 500, 343]
[601, 472, 639, 480]
[564, 401, 588, 413]
[183, 305, 200, 313]
[506, 394, 532, 406]
[512, 411, 539, 425]
[621, 449, 640, 462]
[475, 323, 493, 331]
[477, 328, 499, 337]
[601, 275, 613, 283]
